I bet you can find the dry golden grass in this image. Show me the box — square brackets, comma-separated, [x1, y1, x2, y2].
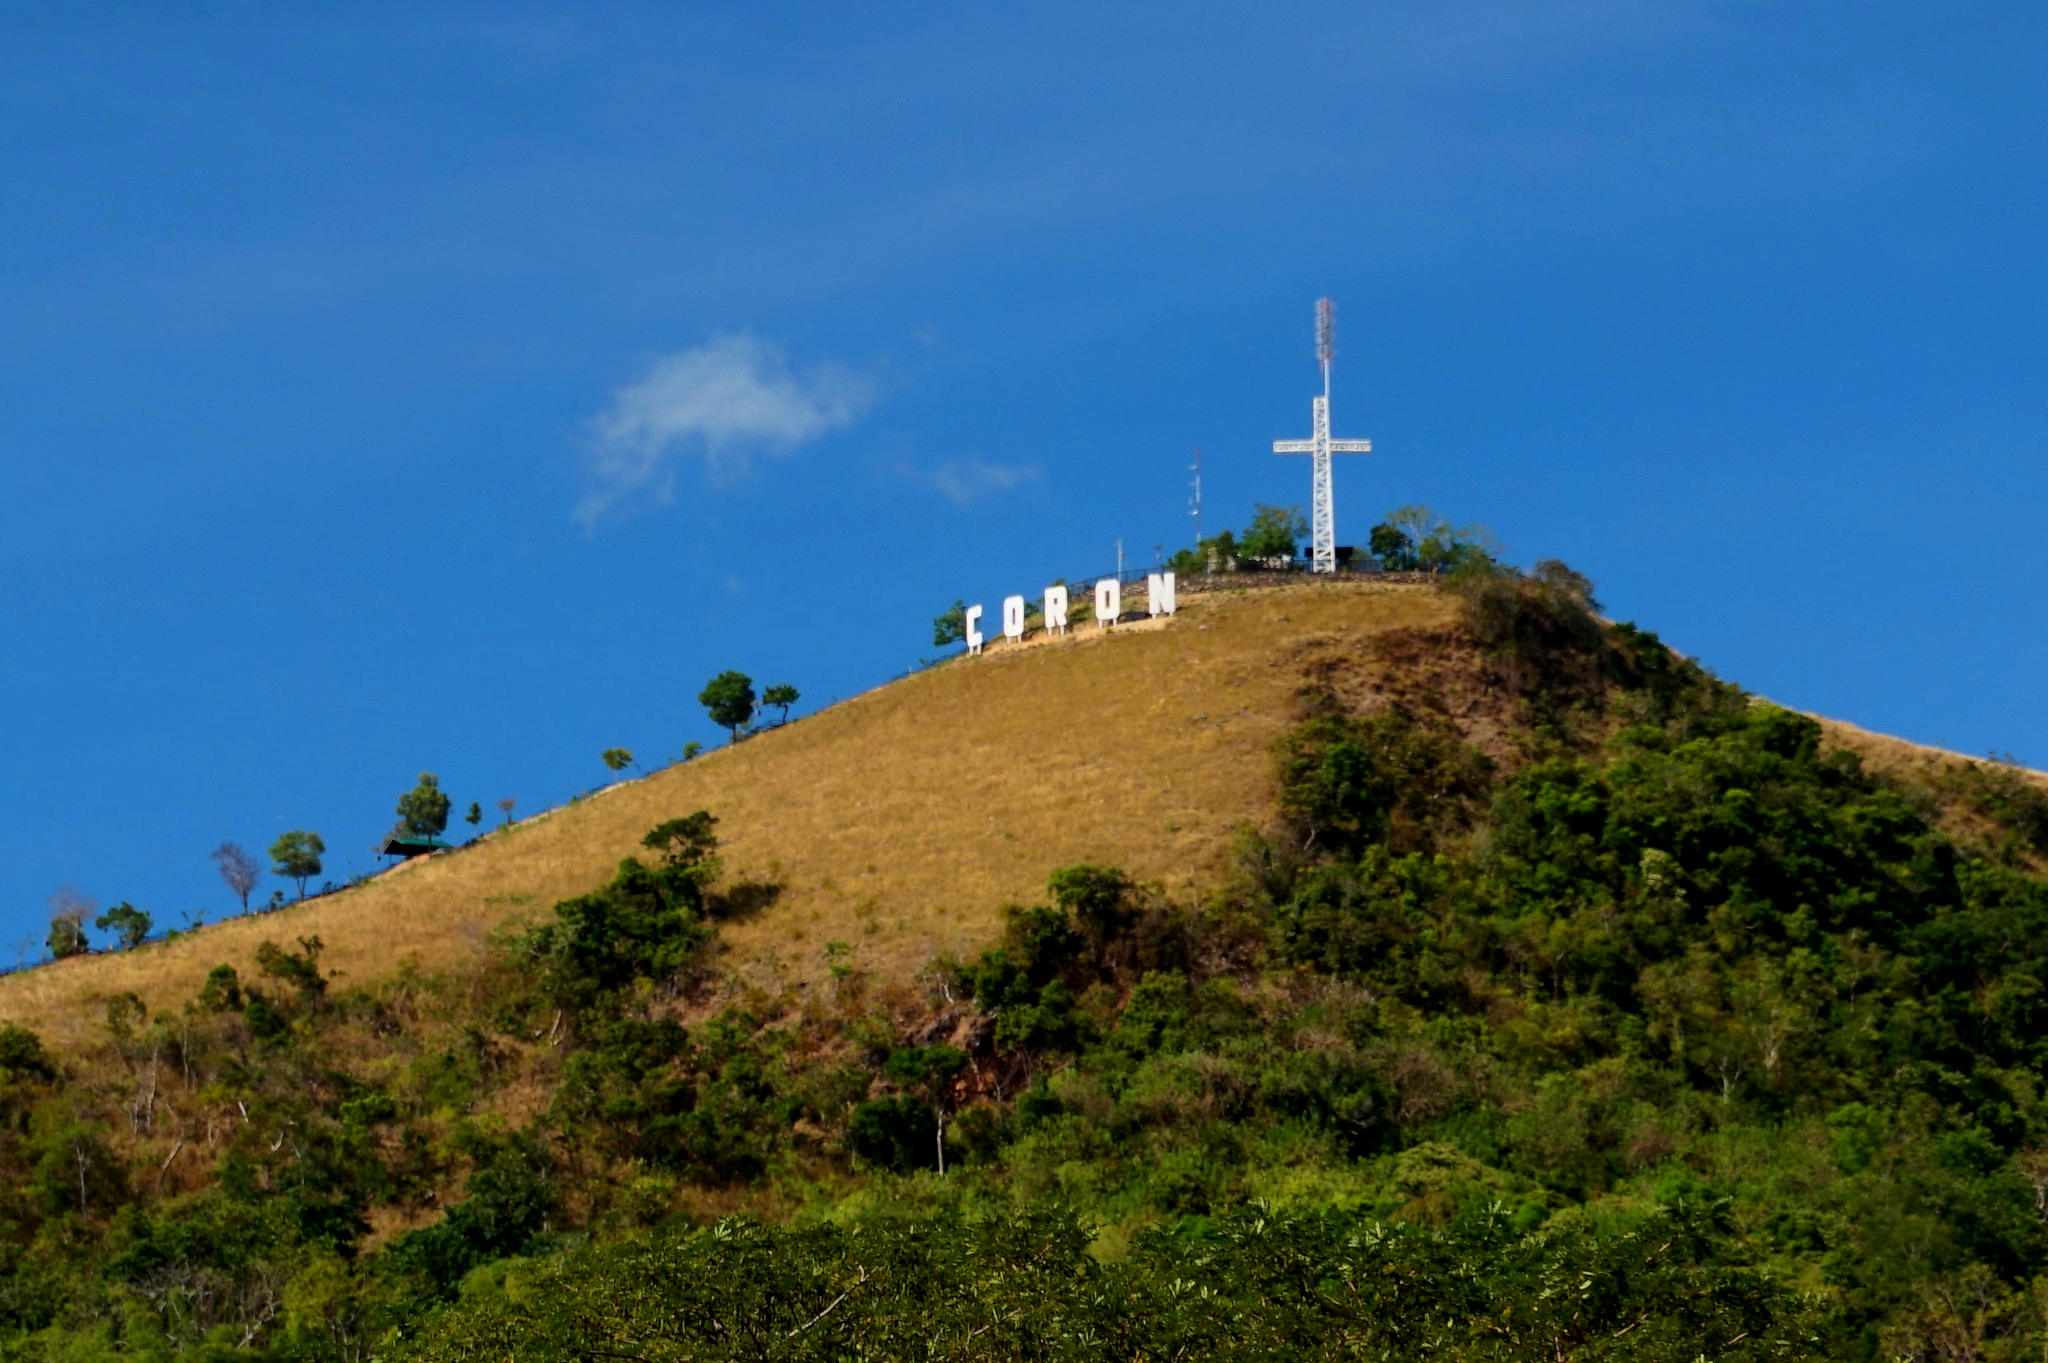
[1815, 713, 2040, 789]
[0, 581, 1458, 1053]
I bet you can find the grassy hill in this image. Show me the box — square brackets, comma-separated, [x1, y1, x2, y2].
[4, 570, 2048, 1361]
[0, 577, 2009, 1052]
[0, 581, 1460, 1049]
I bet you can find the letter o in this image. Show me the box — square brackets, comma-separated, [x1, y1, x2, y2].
[1095, 578, 1120, 628]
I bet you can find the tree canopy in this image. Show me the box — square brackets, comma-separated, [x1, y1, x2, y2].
[92, 901, 151, 950]
[699, 670, 756, 741]
[1239, 503, 1307, 562]
[269, 828, 325, 897]
[396, 772, 453, 840]
[932, 599, 968, 647]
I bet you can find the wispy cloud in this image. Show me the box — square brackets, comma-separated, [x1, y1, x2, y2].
[898, 456, 1045, 508]
[576, 333, 874, 528]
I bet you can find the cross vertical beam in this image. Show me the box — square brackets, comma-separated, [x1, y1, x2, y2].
[1273, 298, 1371, 573]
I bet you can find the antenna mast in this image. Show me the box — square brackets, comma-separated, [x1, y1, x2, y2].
[1190, 445, 1203, 547]
[1317, 296, 1336, 397]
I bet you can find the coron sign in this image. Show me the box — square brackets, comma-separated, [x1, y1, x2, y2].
[964, 573, 1176, 656]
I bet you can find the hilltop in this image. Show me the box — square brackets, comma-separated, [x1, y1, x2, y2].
[2, 568, 2047, 1361]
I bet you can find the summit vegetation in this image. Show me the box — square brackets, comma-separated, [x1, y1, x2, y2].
[0, 556, 2044, 1360]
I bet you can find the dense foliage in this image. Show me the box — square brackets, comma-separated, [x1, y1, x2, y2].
[0, 570, 2044, 1359]
[404, 1203, 1803, 1361]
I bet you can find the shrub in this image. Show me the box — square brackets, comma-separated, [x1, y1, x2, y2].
[1275, 710, 1493, 857]
[0, 1024, 55, 1081]
[847, 1096, 939, 1172]
[197, 963, 244, 1012]
[1448, 558, 1605, 712]
[524, 816, 723, 1011]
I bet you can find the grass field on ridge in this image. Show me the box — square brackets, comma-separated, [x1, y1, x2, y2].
[0, 582, 1459, 1049]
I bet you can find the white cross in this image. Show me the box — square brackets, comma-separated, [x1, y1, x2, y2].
[1273, 298, 1371, 573]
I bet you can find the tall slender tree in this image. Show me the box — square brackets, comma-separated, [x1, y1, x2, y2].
[210, 841, 261, 914]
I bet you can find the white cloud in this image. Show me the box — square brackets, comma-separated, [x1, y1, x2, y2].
[900, 456, 1045, 508]
[576, 333, 874, 528]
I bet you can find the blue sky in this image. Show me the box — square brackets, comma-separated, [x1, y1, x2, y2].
[2, 2, 2044, 952]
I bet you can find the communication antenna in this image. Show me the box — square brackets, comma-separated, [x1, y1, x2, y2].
[1316, 297, 1336, 396]
[1115, 538, 1125, 580]
[1190, 446, 1203, 546]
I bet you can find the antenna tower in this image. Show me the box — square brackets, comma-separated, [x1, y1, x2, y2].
[1190, 446, 1203, 548]
[1310, 299, 1337, 570]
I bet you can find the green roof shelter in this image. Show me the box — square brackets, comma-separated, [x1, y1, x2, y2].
[382, 834, 454, 859]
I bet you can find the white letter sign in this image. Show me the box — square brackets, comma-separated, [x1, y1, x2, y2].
[1095, 577, 1120, 628]
[964, 603, 984, 655]
[1044, 584, 1069, 634]
[1002, 594, 1026, 642]
[1147, 571, 1177, 617]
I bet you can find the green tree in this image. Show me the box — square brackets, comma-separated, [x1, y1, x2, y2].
[933, 600, 968, 647]
[602, 748, 634, 773]
[0, 1023, 54, 1079]
[465, 801, 483, 828]
[762, 683, 799, 723]
[1378, 504, 1493, 574]
[256, 935, 327, 1003]
[524, 820, 722, 1010]
[397, 772, 453, 840]
[1368, 520, 1417, 570]
[45, 913, 88, 960]
[880, 1044, 970, 1173]
[197, 964, 243, 1013]
[93, 901, 152, 950]
[1168, 530, 1239, 576]
[682, 740, 704, 761]
[1239, 504, 1307, 562]
[270, 830, 326, 898]
[699, 671, 756, 742]
[639, 813, 722, 914]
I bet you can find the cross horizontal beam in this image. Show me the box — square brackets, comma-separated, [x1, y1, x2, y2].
[1272, 439, 1372, 453]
